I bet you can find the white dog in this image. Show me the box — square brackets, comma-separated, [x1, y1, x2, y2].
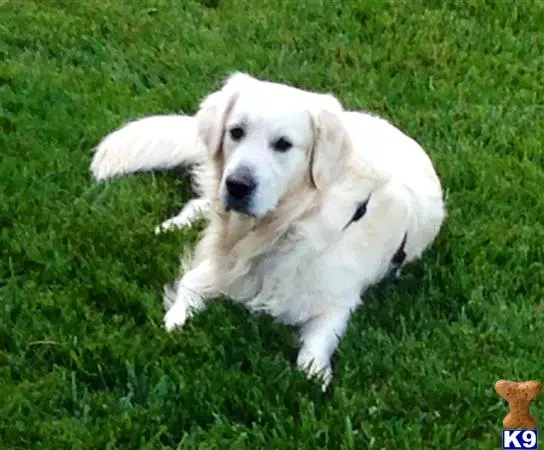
[91, 73, 445, 389]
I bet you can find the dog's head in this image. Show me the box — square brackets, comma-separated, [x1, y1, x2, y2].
[195, 73, 351, 218]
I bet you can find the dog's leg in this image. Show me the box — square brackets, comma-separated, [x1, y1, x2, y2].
[296, 307, 352, 391]
[163, 259, 218, 330]
[155, 198, 211, 234]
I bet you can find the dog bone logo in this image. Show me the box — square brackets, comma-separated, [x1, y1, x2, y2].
[495, 379, 542, 429]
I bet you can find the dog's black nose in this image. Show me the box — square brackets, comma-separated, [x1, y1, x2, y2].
[225, 171, 256, 200]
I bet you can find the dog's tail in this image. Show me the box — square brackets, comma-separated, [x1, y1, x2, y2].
[90, 115, 205, 181]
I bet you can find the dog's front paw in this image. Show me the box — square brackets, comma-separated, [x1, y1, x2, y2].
[163, 285, 204, 331]
[296, 347, 333, 391]
[164, 300, 191, 331]
[154, 199, 211, 235]
[154, 219, 189, 235]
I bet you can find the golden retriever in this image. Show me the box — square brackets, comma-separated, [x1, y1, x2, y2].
[91, 73, 445, 389]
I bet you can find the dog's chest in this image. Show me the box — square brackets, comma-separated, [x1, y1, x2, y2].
[234, 237, 326, 322]
[222, 187, 377, 325]
[227, 221, 361, 326]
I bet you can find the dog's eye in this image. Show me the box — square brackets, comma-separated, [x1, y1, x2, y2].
[229, 127, 245, 141]
[272, 137, 292, 152]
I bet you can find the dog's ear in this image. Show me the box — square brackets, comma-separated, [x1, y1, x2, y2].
[195, 73, 254, 158]
[308, 96, 351, 189]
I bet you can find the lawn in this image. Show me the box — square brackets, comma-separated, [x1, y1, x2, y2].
[1, 0, 543, 448]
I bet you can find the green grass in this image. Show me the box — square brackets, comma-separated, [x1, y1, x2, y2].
[1, 0, 543, 448]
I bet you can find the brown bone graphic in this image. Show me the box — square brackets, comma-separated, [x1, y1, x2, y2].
[495, 379, 542, 429]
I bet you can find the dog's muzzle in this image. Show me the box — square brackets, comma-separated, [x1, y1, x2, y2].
[224, 166, 257, 215]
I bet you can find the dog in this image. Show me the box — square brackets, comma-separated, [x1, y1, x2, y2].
[91, 73, 446, 389]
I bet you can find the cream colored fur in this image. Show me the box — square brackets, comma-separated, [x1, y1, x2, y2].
[91, 73, 445, 389]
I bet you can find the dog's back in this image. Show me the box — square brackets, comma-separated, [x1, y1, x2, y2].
[341, 111, 445, 262]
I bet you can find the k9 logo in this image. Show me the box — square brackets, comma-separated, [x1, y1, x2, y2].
[502, 429, 538, 449]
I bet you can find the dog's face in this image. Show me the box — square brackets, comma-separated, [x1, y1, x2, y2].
[196, 73, 350, 218]
[220, 93, 314, 216]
